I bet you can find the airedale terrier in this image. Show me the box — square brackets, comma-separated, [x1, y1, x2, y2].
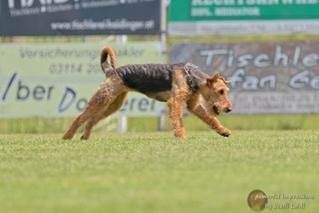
[63, 47, 232, 140]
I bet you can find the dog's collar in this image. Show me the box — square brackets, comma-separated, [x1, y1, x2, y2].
[184, 63, 200, 93]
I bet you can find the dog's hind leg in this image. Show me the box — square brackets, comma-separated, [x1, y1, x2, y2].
[62, 93, 110, 140]
[62, 78, 125, 140]
[80, 92, 127, 140]
[167, 96, 186, 140]
[80, 112, 105, 140]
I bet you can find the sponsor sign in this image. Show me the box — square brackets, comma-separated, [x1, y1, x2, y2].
[170, 41, 319, 113]
[0, 42, 165, 118]
[169, 0, 319, 35]
[1, 0, 161, 35]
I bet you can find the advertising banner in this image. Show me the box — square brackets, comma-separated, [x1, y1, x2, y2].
[0, 42, 165, 118]
[1, 0, 161, 36]
[170, 41, 319, 114]
[169, 0, 319, 35]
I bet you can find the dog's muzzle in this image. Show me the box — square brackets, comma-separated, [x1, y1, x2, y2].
[225, 107, 232, 113]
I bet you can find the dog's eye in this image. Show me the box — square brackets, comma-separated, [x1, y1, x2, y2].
[218, 90, 224, 95]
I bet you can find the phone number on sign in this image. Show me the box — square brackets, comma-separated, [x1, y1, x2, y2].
[49, 63, 102, 74]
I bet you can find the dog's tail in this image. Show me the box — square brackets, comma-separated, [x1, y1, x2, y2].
[100, 47, 116, 72]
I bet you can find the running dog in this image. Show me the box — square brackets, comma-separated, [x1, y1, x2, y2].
[63, 47, 232, 140]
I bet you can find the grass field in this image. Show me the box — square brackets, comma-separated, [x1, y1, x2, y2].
[0, 130, 318, 213]
[2, 114, 319, 133]
[2, 34, 319, 212]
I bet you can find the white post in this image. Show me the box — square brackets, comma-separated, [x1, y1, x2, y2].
[116, 35, 127, 133]
[118, 114, 128, 133]
[159, 0, 167, 64]
[116, 35, 128, 44]
[158, 0, 168, 131]
[158, 110, 166, 131]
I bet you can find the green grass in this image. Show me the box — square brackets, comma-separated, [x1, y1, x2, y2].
[130, 114, 319, 132]
[0, 131, 318, 213]
[1, 114, 319, 134]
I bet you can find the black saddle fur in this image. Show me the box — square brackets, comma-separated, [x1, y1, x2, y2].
[115, 64, 175, 93]
[107, 63, 208, 94]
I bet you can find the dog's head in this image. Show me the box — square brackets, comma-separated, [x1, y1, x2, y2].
[200, 73, 232, 115]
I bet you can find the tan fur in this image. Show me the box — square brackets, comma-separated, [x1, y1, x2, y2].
[62, 76, 127, 140]
[100, 47, 116, 71]
[63, 50, 232, 140]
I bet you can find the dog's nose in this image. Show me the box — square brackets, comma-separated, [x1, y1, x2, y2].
[225, 107, 232, 113]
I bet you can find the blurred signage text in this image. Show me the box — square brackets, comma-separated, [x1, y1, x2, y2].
[1, 0, 161, 35]
[169, 0, 319, 35]
[0, 42, 164, 118]
[170, 41, 319, 113]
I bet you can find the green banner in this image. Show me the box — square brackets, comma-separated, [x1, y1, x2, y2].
[0, 42, 165, 118]
[170, 0, 319, 21]
[169, 0, 319, 35]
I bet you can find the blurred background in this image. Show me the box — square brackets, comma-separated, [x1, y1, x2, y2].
[1, 0, 319, 134]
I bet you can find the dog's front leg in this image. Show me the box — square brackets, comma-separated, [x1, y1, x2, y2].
[167, 97, 186, 140]
[187, 98, 231, 137]
[193, 105, 230, 137]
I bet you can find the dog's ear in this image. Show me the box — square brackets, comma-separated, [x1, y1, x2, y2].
[206, 73, 221, 87]
[219, 75, 230, 85]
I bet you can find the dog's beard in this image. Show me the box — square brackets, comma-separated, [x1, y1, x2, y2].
[212, 105, 220, 115]
[205, 102, 220, 116]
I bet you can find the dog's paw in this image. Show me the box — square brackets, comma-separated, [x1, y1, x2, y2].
[62, 134, 72, 140]
[80, 135, 89, 140]
[174, 132, 187, 140]
[217, 128, 231, 137]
